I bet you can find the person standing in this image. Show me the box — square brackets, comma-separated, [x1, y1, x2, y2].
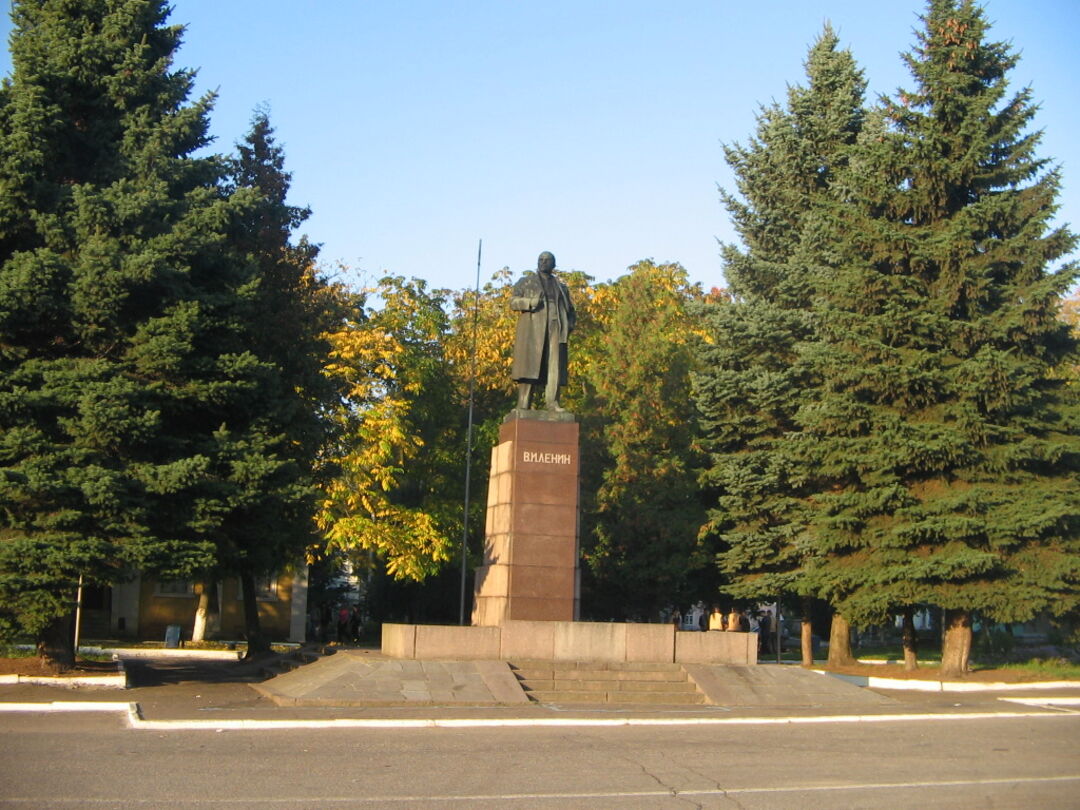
[759, 611, 772, 654]
[336, 605, 350, 644]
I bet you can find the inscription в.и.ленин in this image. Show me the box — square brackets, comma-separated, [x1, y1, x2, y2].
[521, 449, 572, 465]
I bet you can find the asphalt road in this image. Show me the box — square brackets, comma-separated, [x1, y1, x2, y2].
[1, 711, 1077, 808]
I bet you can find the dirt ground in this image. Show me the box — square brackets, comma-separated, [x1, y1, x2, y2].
[0, 657, 120, 678]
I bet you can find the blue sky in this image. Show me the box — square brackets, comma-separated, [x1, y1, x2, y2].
[2, 1, 1078, 293]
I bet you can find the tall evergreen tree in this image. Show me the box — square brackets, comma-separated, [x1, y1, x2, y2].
[0, 0, 267, 667]
[216, 111, 336, 655]
[694, 27, 867, 662]
[799, 0, 1079, 675]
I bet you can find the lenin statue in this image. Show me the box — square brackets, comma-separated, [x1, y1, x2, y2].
[510, 251, 575, 411]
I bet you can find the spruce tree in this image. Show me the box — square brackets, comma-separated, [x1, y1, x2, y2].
[0, 0, 264, 666]
[217, 111, 336, 655]
[694, 27, 867, 663]
[800, 0, 1079, 675]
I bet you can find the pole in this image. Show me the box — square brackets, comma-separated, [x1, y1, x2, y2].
[775, 601, 782, 664]
[459, 239, 483, 625]
[74, 574, 84, 654]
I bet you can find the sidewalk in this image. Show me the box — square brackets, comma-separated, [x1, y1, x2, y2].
[1, 647, 1078, 727]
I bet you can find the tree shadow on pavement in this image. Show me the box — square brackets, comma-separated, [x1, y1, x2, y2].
[123, 656, 276, 687]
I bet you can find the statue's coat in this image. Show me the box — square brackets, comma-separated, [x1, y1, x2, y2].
[510, 271, 575, 383]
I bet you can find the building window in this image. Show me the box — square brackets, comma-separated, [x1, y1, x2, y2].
[155, 580, 195, 597]
[237, 575, 279, 602]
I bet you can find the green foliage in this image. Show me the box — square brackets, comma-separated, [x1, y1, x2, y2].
[698, 2, 1080, 665]
[0, 2, 334, 659]
[578, 261, 711, 618]
[319, 260, 715, 620]
[695, 26, 867, 606]
[796, 0, 1080, 627]
[218, 111, 338, 652]
[0, 0, 232, 651]
[316, 276, 457, 581]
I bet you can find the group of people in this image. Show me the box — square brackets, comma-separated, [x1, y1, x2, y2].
[666, 602, 749, 632]
[705, 606, 751, 633]
[309, 603, 363, 644]
[663, 603, 775, 653]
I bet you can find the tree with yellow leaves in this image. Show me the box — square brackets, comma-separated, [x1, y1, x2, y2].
[315, 277, 454, 581]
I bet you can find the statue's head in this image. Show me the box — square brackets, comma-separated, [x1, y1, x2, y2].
[537, 251, 556, 275]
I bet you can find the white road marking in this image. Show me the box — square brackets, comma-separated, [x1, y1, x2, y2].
[999, 696, 1080, 711]
[2, 774, 1079, 804]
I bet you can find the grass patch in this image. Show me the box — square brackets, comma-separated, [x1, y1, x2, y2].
[0, 644, 34, 659]
[0, 644, 112, 663]
[997, 658, 1080, 680]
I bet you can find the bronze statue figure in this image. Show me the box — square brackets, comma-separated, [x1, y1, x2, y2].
[510, 251, 575, 411]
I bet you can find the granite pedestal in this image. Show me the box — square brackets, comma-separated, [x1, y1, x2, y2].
[471, 411, 580, 625]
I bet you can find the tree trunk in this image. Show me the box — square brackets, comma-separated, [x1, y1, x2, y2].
[901, 606, 919, 671]
[210, 582, 222, 636]
[191, 583, 210, 642]
[827, 613, 856, 667]
[799, 597, 814, 667]
[37, 614, 75, 673]
[239, 570, 271, 658]
[940, 609, 972, 678]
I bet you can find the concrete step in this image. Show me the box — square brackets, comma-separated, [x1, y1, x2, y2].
[525, 689, 706, 705]
[513, 668, 687, 682]
[509, 660, 706, 705]
[611, 679, 699, 693]
[511, 660, 683, 672]
[517, 678, 699, 693]
[616, 691, 706, 705]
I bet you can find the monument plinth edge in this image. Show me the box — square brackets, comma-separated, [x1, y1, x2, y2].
[503, 408, 578, 424]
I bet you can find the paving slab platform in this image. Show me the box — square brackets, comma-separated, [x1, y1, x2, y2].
[251, 653, 531, 706]
[3, 649, 1079, 725]
[248, 650, 896, 709]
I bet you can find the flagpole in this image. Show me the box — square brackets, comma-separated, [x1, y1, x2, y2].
[459, 239, 482, 625]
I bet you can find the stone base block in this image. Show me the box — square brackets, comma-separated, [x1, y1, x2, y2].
[500, 620, 557, 659]
[382, 622, 759, 665]
[381, 623, 416, 658]
[414, 624, 501, 659]
[554, 621, 627, 661]
[675, 631, 758, 665]
[626, 623, 676, 662]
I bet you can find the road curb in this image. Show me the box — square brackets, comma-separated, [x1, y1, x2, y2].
[109, 648, 241, 661]
[0, 701, 135, 713]
[816, 669, 1080, 692]
[0, 659, 127, 689]
[1, 701, 1077, 731]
